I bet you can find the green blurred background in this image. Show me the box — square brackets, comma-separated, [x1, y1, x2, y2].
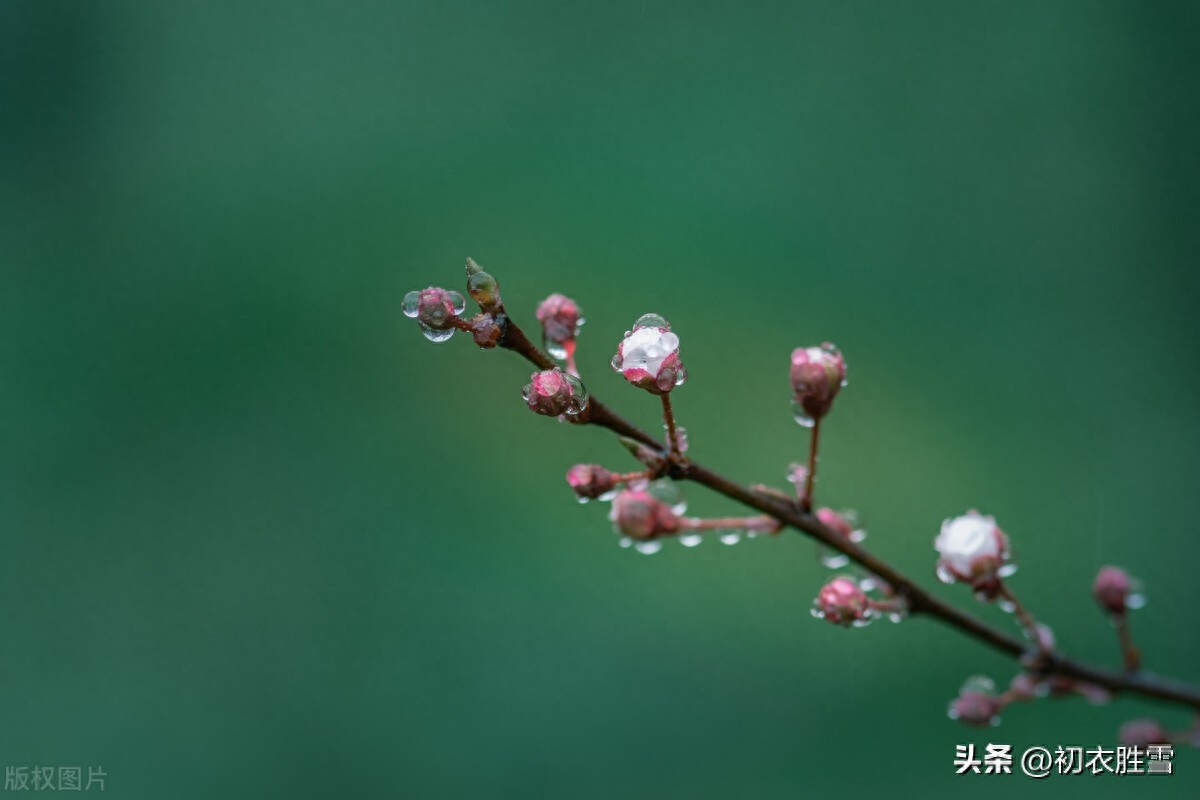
[3, 1, 1198, 797]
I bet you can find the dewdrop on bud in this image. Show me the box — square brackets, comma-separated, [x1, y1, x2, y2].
[789, 343, 846, 426]
[1093, 565, 1134, 615]
[402, 287, 467, 343]
[811, 576, 872, 627]
[611, 313, 686, 395]
[609, 488, 680, 542]
[464, 258, 502, 312]
[565, 464, 622, 502]
[536, 294, 583, 361]
[522, 369, 589, 418]
[934, 511, 1010, 599]
[947, 676, 1002, 727]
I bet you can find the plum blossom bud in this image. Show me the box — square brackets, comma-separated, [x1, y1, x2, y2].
[934, 511, 1010, 598]
[1119, 719, 1169, 747]
[522, 369, 588, 418]
[566, 464, 622, 501]
[611, 313, 687, 395]
[610, 489, 680, 540]
[467, 313, 502, 349]
[948, 676, 1002, 727]
[789, 343, 846, 426]
[1093, 565, 1132, 615]
[402, 287, 467, 343]
[536, 293, 583, 360]
[812, 576, 872, 627]
[465, 258, 502, 312]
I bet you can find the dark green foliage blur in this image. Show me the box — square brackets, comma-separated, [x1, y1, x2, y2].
[3, 1, 1198, 797]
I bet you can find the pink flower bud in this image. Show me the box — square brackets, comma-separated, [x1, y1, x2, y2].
[813, 576, 872, 627]
[468, 313, 502, 349]
[402, 287, 467, 342]
[522, 369, 588, 417]
[465, 259, 502, 311]
[536, 294, 583, 360]
[1118, 719, 1169, 747]
[609, 489, 680, 540]
[611, 314, 686, 395]
[1093, 565, 1132, 615]
[949, 691, 1002, 727]
[934, 511, 1010, 597]
[789, 343, 846, 425]
[566, 464, 621, 501]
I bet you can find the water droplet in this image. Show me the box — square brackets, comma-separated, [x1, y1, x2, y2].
[674, 367, 688, 387]
[679, 534, 702, 548]
[611, 354, 624, 371]
[936, 564, 956, 584]
[946, 707, 960, 721]
[402, 291, 421, 317]
[618, 537, 633, 549]
[820, 550, 850, 569]
[634, 313, 669, 330]
[635, 540, 663, 555]
[576, 496, 590, 505]
[962, 675, 996, 694]
[791, 400, 815, 428]
[851, 617, 873, 628]
[810, 607, 825, 619]
[997, 599, 1016, 614]
[546, 339, 568, 361]
[448, 291, 466, 315]
[647, 480, 684, 512]
[1126, 592, 1147, 610]
[886, 610, 907, 623]
[719, 531, 742, 545]
[997, 564, 1019, 578]
[419, 323, 455, 343]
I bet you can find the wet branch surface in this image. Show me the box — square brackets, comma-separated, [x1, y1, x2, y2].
[498, 313, 1200, 711]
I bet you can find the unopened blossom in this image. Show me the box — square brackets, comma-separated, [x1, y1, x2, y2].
[609, 489, 680, 540]
[789, 343, 846, 425]
[402, 286, 467, 342]
[465, 258, 502, 311]
[611, 314, 686, 395]
[1093, 565, 1132, 615]
[947, 676, 1004, 727]
[566, 464, 622, 501]
[522, 369, 588, 417]
[468, 313, 502, 349]
[813, 576, 871, 627]
[536, 293, 582, 352]
[935, 511, 1009, 596]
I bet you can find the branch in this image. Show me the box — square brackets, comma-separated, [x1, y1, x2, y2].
[496, 311, 1200, 712]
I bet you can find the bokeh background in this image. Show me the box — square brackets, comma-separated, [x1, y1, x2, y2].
[3, 1, 1198, 797]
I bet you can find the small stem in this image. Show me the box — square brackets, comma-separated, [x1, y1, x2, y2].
[680, 515, 782, 533]
[1114, 613, 1142, 672]
[998, 583, 1049, 656]
[661, 393, 681, 460]
[801, 418, 821, 512]
[614, 470, 653, 485]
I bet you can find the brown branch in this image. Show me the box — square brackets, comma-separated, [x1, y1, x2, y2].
[495, 312, 1200, 712]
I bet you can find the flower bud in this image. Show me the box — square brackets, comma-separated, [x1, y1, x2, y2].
[522, 369, 588, 417]
[934, 511, 1010, 597]
[610, 488, 680, 540]
[812, 576, 872, 627]
[465, 258, 502, 311]
[535, 293, 583, 356]
[611, 313, 686, 395]
[566, 464, 622, 501]
[789, 343, 846, 426]
[947, 676, 1003, 726]
[949, 690, 1002, 727]
[1093, 565, 1132, 615]
[1118, 719, 1169, 748]
[402, 287, 467, 343]
[467, 313, 502, 349]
